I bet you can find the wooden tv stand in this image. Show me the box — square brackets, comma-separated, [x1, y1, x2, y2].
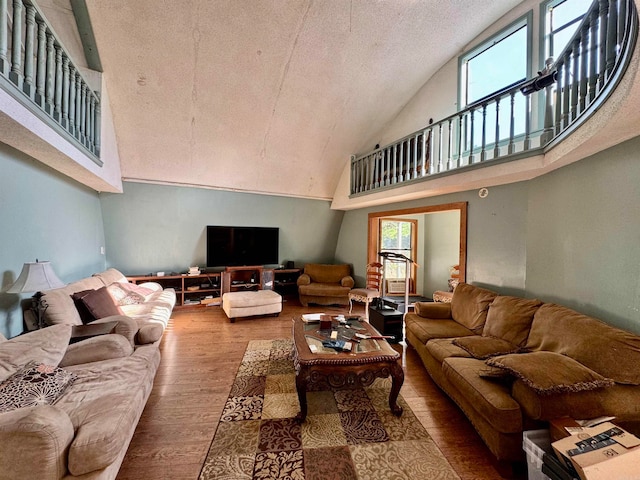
[127, 266, 301, 308]
[223, 266, 264, 293]
[127, 272, 222, 308]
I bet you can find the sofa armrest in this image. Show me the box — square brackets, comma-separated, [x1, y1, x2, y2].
[89, 315, 137, 346]
[297, 274, 311, 286]
[414, 302, 452, 318]
[341, 276, 355, 288]
[60, 334, 134, 367]
[0, 405, 74, 480]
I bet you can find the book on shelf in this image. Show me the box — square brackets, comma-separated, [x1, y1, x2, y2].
[201, 297, 221, 306]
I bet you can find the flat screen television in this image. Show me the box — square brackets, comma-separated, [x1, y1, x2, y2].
[206, 226, 279, 267]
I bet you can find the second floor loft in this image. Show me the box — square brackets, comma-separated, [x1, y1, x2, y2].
[1, 0, 101, 159]
[344, 0, 640, 209]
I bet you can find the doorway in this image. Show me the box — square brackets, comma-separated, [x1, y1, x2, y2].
[367, 202, 467, 299]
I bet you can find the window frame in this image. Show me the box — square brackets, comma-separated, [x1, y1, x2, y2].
[458, 11, 533, 110]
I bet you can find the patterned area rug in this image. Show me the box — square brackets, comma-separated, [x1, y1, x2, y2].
[199, 339, 460, 480]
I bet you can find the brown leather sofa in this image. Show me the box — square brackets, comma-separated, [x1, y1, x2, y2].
[405, 282, 640, 465]
[297, 264, 354, 306]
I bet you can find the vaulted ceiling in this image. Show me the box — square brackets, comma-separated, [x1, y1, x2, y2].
[85, 0, 524, 200]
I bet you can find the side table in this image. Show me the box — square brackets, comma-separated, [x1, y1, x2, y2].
[70, 321, 119, 344]
[368, 306, 404, 343]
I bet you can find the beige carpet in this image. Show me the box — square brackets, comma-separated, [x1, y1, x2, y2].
[199, 339, 460, 480]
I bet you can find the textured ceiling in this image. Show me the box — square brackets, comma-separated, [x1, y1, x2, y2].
[85, 0, 523, 200]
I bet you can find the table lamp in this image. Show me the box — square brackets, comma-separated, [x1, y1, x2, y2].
[7, 260, 66, 329]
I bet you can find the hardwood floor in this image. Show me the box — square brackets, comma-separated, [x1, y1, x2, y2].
[116, 300, 524, 480]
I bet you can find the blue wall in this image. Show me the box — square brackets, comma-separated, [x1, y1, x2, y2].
[336, 181, 529, 296]
[99, 182, 345, 275]
[3, 135, 640, 338]
[336, 137, 640, 334]
[0, 143, 106, 338]
[525, 137, 640, 334]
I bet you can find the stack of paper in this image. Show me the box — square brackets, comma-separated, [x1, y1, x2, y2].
[301, 313, 323, 323]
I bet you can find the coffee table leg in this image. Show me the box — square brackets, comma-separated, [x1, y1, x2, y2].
[295, 369, 308, 423]
[389, 362, 404, 417]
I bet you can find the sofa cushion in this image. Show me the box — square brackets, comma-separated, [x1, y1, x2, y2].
[93, 268, 128, 286]
[450, 283, 498, 334]
[414, 301, 452, 318]
[478, 364, 512, 381]
[80, 286, 122, 320]
[443, 357, 523, 433]
[487, 351, 615, 395]
[298, 283, 352, 297]
[404, 314, 475, 345]
[42, 277, 104, 326]
[0, 362, 76, 413]
[59, 347, 160, 476]
[144, 287, 177, 309]
[424, 338, 472, 364]
[526, 304, 640, 385]
[453, 336, 521, 359]
[482, 296, 542, 346]
[0, 325, 72, 381]
[512, 379, 639, 421]
[136, 323, 164, 344]
[59, 334, 134, 367]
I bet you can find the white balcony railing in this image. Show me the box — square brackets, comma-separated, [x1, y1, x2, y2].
[0, 0, 101, 160]
[351, 0, 637, 196]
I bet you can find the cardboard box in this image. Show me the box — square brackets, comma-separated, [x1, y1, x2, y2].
[552, 422, 640, 480]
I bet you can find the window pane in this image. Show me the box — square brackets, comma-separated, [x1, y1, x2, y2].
[546, 0, 592, 58]
[552, 27, 579, 56]
[552, 0, 591, 28]
[400, 223, 412, 249]
[467, 26, 527, 104]
[380, 220, 413, 281]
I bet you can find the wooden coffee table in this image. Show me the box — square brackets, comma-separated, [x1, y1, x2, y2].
[292, 315, 404, 422]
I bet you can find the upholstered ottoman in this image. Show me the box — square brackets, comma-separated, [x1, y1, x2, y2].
[222, 290, 283, 322]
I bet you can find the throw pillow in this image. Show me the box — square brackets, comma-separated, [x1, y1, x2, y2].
[71, 290, 97, 324]
[0, 362, 77, 413]
[486, 351, 615, 396]
[450, 283, 498, 333]
[80, 286, 121, 320]
[452, 336, 521, 359]
[478, 364, 513, 382]
[482, 296, 543, 346]
[0, 324, 72, 381]
[119, 282, 155, 298]
[106, 283, 146, 306]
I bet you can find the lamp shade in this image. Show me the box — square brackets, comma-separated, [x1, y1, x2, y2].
[6, 261, 65, 293]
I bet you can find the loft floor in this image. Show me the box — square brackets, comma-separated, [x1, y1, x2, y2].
[116, 300, 524, 479]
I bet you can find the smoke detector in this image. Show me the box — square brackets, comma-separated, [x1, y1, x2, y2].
[478, 187, 489, 198]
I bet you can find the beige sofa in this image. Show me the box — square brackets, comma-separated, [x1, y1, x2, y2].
[297, 263, 354, 306]
[0, 324, 159, 479]
[405, 283, 640, 466]
[42, 268, 176, 346]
